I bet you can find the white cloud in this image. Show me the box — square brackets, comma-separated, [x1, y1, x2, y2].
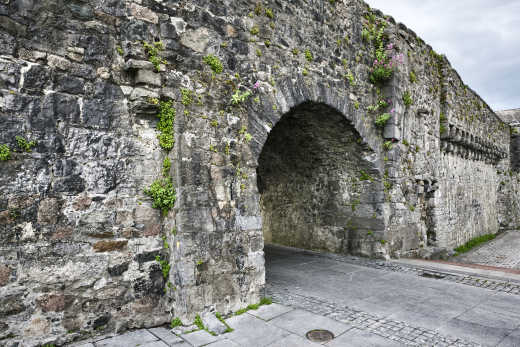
[364, 0, 520, 110]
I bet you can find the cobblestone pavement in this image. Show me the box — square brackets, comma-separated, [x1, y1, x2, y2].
[266, 289, 478, 347]
[452, 231, 520, 269]
[318, 246, 520, 296]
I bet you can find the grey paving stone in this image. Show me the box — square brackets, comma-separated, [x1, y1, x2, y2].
[148, 327, 185, 346]
[247, 303, 294, 321]
[95, 330, 159, 347]
[325, 328, 401, 347]
[205, 338, 241, 346]
[225, 313, 291, 346]
[438, 316, 512, 347]
[139, 341, 169, 347]
[269, 309, 351, 338]
[180, 330, 221, 347]
[70, 344, 95, 347]
[497, 329, 520, 347]
[266, 333, 321, 346]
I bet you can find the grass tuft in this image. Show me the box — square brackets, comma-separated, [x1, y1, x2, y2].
[454, 234, 497, 254]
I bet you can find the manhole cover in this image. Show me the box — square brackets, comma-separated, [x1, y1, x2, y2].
[306, 329, 334, 342]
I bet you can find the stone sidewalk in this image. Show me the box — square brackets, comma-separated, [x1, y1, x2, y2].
[452, 231, 520, 269]
[70, 303, 397, 347]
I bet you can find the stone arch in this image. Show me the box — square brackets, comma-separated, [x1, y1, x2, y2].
[253, 100, 386, 257]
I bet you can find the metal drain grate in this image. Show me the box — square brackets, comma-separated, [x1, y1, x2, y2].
[306, 329, 334, 342]
[420, 271, 446, 279]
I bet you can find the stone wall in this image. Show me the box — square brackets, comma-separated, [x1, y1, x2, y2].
[0, 0, 518, 345]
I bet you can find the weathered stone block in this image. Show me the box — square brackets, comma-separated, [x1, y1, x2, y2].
[37, 198, 61, 225]
[0, 264, 10, 286]
[93, 240, 128, 252]
[36, 293, 70, 312]
[136, 69, 161, 87]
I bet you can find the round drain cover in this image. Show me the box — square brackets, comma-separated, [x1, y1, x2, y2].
[306, 329, 334, 342]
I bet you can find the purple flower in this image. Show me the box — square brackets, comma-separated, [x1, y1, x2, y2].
[390, 108, 395, 113]
[253, 81, 260, 89]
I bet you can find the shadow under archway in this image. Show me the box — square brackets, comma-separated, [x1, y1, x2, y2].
[257, 102, 385, 257]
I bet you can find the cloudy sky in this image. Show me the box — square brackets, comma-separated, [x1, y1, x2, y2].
[363, 0, 520, 111]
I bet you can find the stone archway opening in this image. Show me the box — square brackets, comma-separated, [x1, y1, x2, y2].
[256, 102, 386, 258]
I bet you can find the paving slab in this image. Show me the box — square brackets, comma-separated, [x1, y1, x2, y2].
[497, 329, 520, 347]
[148, 327, 185, 346]
[138, 341, 169, 347]
[95, 330, 159, 347]
[179, 330, 221, 347]
[438, 316, 512, 347]
[225, 312, 291, 346]
[269, 309, 351, 338]
[247, 303, 294, 321]
[206, 338, 241, 346]
[266, 333, 321, 346]
[325, 328, 402, 347]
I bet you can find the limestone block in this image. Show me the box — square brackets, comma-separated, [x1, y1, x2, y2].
[180, 27, 211, 53]
[136, 69, 161, 87]
[201, 312, 228, 335]
[129, 3, 158, 24]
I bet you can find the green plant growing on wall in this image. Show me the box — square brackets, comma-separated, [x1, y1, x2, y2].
[345, 69, 355, 86]
[304, 49, 313, 62]
[145, 177, 176, 215]
[292, 48, 299, 55]
[0, 144, 10, 161]
[143, 41, 164, 72]
[364, 20, 403, 85]
[409, 70, 417, 83]
[402, 91, 413, 107]
[367, 98, 388, 113]
[155, 254, 171, 279]
[171, 318, 182, 328]
[156, 101, 176, 151]
[375, 113, 391, 128]
[162, 157, 171, 177]
[203, 54, 223, 74]
[231, 90, 251, 105]
[383, 141, 393, 151]
[359, 170, 374, 181]
[15, 136, 36, 152]
[440, 124, 447, 135]
[250, 26, 259, 35]
[265, 8, 274, 19]
[361, 28, 370, 42]
[181, 89, 193, 106]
